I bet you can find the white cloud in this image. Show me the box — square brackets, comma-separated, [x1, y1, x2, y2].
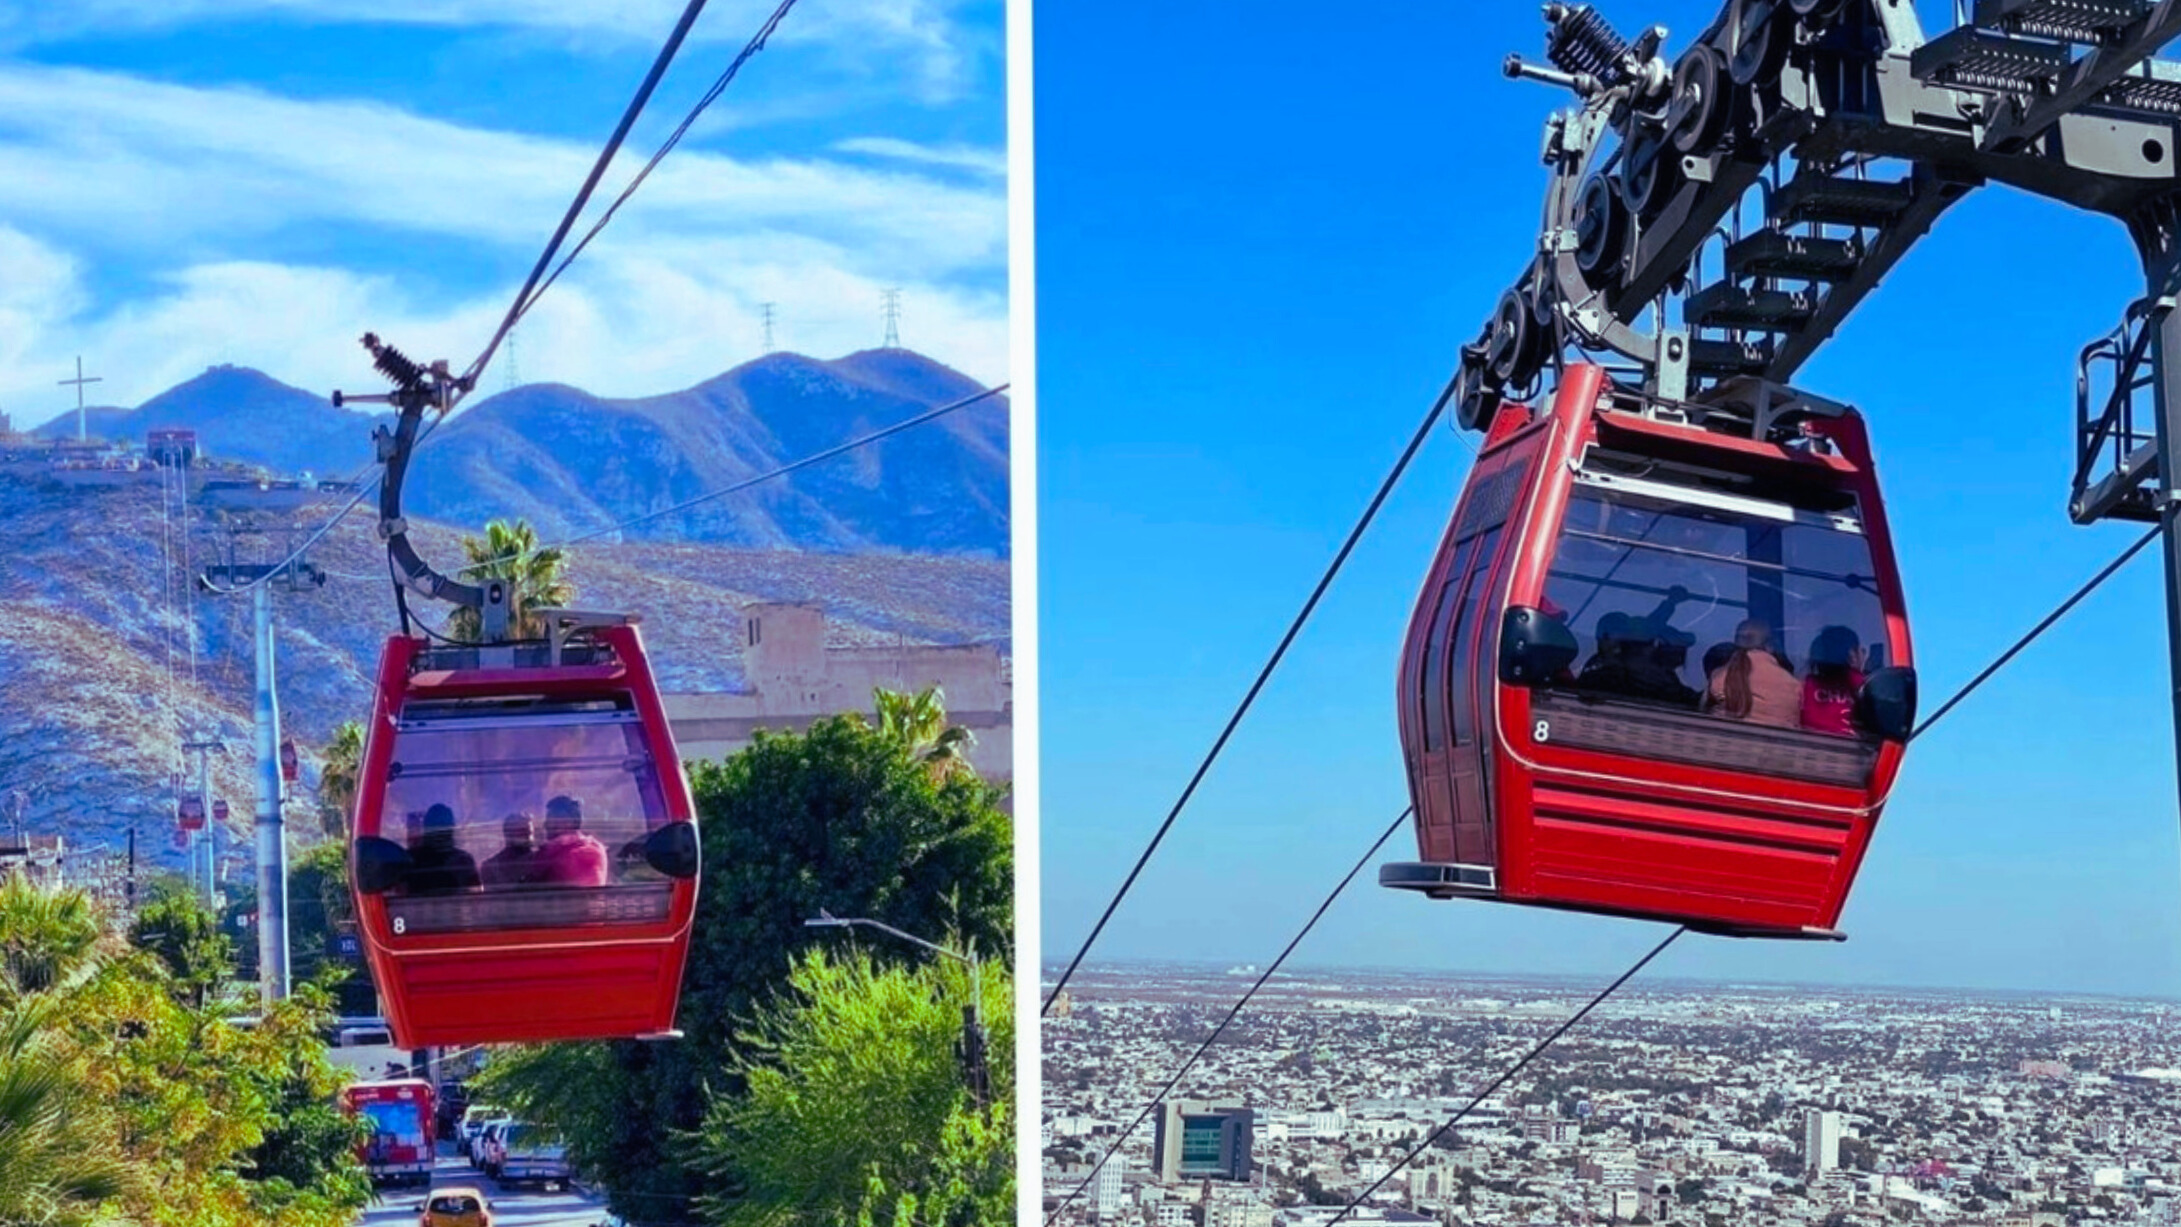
[0, 0, 993, 95]
[831, 136, 1005, 176]
[0, 62, 1006, 413]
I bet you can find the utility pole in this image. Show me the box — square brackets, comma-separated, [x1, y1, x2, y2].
[881, 288, 902, 349]
[761, 302, 777, 353]
[200, 543, 323, 1005]
[58, 357, 101, 442]
[804, 911, 989, 1118]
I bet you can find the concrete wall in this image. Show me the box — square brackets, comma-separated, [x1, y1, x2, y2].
[665, 601, 1013, 789]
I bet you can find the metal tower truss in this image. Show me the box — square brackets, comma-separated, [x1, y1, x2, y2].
[1469, 0, 2181, 527]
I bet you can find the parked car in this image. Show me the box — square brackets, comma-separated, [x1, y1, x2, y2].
[492, 1123, 573, 1190]
[469, 1116, 512, 1170]
[458, 1104, 503, 1157]
[417, 1185, 493, 1227]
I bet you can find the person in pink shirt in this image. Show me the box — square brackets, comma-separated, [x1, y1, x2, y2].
[1800, 624, 1868, 736]
[537, 794, 609, 887]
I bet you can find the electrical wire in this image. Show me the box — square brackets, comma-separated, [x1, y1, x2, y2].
[1042, 375, 1459, 1015]
[446, 382, 1010, 575]
[1324, 927, 1687, 1224]
[1044, 809, 1411, 1225]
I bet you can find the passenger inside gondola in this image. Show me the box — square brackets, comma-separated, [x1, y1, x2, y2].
[539, 795, 609, 887]
[402, 804, 482, 896]
[1703, 619, 1800, 728]
[1801, 624, 1867, 736]
[1576, 610, 1701, 708]
[480, 812, 546, 888]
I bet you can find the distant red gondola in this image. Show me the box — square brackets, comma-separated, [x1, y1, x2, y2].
[213, 798, 230, 824]
[348, 616, 700, 1048]
[1386, 365, 1915, 937]
[178, 796, 206, 831]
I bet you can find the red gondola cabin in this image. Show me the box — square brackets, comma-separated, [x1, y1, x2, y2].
[1386, 365, 1915, 937]
[349, 617, 701, 1047]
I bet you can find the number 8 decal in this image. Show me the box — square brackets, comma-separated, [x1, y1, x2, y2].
[392, 916, 406, 935]
[1533, 719, 1550, 743]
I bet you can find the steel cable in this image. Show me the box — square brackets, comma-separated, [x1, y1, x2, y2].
[1044, 809, 1412, 1224]
[1043, 374, 1461, 1014]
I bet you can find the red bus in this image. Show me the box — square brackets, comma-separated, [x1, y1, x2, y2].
[341, 1078, 436, 1186]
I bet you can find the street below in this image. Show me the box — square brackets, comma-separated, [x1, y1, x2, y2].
[356, 1148, 606, 1227]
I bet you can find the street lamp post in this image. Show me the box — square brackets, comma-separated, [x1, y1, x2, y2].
[803, 910, 991, 1117]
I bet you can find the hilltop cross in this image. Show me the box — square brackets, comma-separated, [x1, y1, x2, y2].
[58, 356, 102, 442]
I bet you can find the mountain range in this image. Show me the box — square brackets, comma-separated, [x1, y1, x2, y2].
[33, 348, 1009, 556]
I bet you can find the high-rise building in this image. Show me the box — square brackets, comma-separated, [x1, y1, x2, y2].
[1804, 1108, 1841, 1174]
[1153, 1100, 1254, 1183]
[1090, 1160, 1125, 1220]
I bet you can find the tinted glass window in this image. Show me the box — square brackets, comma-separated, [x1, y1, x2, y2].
[1447, 528, 1503, 746]
[378, 713, 673, 934]
[1419, 538, 1478, 753]
[358, 1100, 424, 1142]
[1542, 478, 1885, 738]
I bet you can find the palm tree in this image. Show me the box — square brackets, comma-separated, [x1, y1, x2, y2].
[317, 719, 365, 838]
[0, 996, 138, 1226]
[873, 685, 978, 783]
[445, 518, 575, 642]
[0, 876, 107, 1001]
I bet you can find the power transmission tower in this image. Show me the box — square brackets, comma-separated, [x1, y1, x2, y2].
[58, 357, 102, 442]
[761, 302, 777, 352]
[503, 329, 520, 393]
[881, 288, 902, 349]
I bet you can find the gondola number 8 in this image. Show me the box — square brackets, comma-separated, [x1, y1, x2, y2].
[392, 917, 406, 935]
[1533, 719, 1550, 743]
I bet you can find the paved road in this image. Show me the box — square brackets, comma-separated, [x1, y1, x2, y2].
[356, 1148, 607, 1227]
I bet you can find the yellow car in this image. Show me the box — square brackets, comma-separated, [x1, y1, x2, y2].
[417, 1186, 493, 1227]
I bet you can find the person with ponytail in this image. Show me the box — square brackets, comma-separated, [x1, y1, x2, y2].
[1704, 618, 1799, 728]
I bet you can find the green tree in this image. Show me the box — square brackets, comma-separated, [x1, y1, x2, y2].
[692, 950, 1012, 1227]
[128, 884, 235, 1009]
[0, 995, 140, 1225]
[480, 708, 1012, 1220]
[0, 873, 107, 998]
[317, 720, 365, 837]
[874, 684, 979, 782]
[446, 518, 574, 641]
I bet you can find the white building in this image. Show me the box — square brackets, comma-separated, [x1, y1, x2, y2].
[1804, 1108, 1841, 1175]
[664, 602, 1012, 791]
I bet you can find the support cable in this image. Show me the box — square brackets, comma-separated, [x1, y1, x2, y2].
[1044, 809, 1410, 1225]
[1325, 927, 1686, 1224]
[1908, 516, 2166, 741]
[1043, 376, 1458, 1014]
[459, 0, 720, 389]
[504, 0, 802, 336]
[205, 0, 793, 598]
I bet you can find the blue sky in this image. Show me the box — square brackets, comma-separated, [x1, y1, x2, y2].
[1035, 0, 2181, 998]
[0, 0, 1005, 424]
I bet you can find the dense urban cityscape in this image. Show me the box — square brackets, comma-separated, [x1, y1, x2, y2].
[1042, 961, 2181, 1227]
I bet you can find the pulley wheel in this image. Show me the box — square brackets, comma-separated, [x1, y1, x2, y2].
[1453, 347, 1501, 434]
[1621, 124, 1678, 217]
[1667, 44, 1730, 155]
[1729, 0, 1786, 87]
[1485, 288, 1547, 390]
[1573, 173, 1627, 279]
